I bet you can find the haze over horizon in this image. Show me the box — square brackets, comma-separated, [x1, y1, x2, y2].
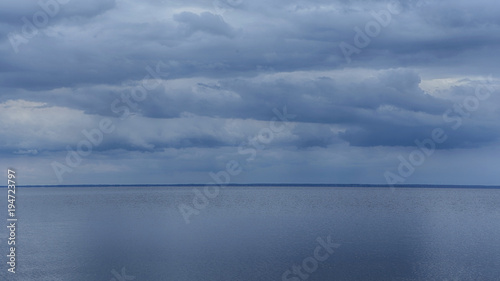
[1, 0, 499, 185]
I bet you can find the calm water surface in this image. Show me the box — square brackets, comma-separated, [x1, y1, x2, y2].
[0, 186, 499, 280]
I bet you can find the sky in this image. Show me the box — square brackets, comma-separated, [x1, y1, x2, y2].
[0, 0, 499, 185]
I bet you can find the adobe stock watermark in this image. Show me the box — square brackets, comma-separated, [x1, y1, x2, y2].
[384, 76, 496, 186]
[51, 61, 169, 182]
[178, 106, 296, 224]
[8, 0, 71, 54]
[339, 0, 425, 63]
[109, 267, 135, 281]
[282, 235, 341, 281]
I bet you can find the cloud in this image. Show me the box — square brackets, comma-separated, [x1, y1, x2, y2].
[174, 11, 236, 38]
[0, 0, 499, 184]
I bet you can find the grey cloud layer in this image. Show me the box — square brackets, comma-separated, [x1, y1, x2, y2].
[2, 70, 498, 152]
[3, 0, 499, 88]
[1, 0, 499, 184]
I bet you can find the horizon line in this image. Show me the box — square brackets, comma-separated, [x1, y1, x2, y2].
[1, 183, 500, 189]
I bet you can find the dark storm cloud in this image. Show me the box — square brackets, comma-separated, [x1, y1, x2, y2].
[1, 68, 449, 120]
[2, 0, 499, 88]
[3, 69, 497, 152]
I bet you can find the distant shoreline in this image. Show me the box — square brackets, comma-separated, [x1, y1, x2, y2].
[1, 183, 499, 189]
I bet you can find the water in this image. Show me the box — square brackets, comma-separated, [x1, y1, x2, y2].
[0, 186, 499, 280]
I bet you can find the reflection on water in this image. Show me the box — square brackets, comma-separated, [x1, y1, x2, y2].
[1, 186, 499, 280]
